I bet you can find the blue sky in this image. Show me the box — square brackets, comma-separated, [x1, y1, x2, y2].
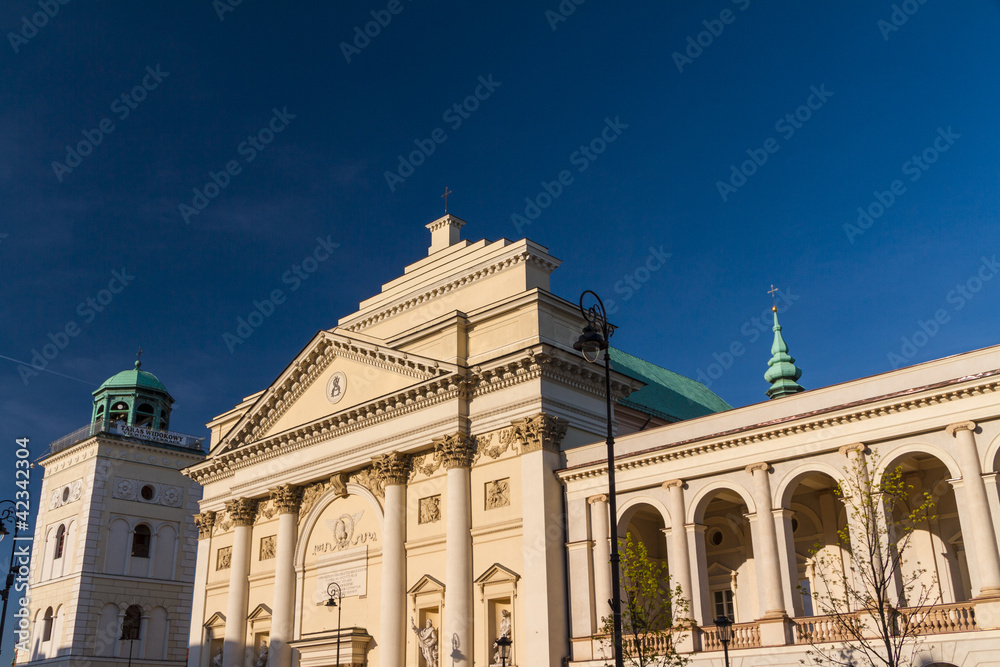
[1, 0, 999, 652]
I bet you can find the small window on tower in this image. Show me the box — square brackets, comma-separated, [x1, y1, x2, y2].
[54, 525, 66, 559]
[110, 402, 129, 425]
[136, 404, 155, 427]
[122, 605, 141, 640]
[131, 524, 151, 558]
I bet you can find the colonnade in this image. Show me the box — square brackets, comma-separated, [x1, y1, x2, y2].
[585, 421, 1000, 645]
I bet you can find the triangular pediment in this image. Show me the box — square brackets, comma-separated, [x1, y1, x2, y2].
[474, 562, 520, 587]
[217, 329, 456, 453]
[407, 574, 445, 596]
[205, 612, 226, 628]
[247, 604, 271, 621]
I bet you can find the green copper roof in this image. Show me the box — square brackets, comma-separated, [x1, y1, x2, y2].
[764, 308, 804, 399]
[609, 348, 732, 421]
[94, 360, 170, 395]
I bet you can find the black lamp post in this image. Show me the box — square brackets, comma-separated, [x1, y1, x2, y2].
[714, 615, 733, 667]
[325, 582, 343, 666]
[494, 635, 511, 667]
[573, 290, 623, 667]
[0, 500, 20, 656]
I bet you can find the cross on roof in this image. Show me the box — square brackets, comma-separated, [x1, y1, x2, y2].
[768, 284, 779, 309]
[441, 186, 453, 213]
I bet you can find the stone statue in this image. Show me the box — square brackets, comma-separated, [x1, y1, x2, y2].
[211, 648, 223, 667]
[410, 617, 438, 667]
[255, 640, 268, 667]
[492, 609, 512, 665]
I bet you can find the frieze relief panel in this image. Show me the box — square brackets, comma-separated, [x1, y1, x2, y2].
[49, 479, 84, 509]
[418, 495, 441, 524]
[486, 479, 510, 510]
[112, 478, 183, 507]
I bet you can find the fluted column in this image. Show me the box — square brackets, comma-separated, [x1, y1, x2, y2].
[589, 494, 612, 626]
[662, 480, 693, 609]
[268, 486, 302, 667]
[948, 422, 1000, 596]
[372, 452, 410, 667]
[223, 498, 258, 667]
[188, 511, 215, 667]
[435, 433, 476, 666]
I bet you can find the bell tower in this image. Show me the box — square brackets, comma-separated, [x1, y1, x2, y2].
[19, 356, 205, 667]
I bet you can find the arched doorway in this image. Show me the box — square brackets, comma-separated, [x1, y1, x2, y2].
[692, 488, 756, 625]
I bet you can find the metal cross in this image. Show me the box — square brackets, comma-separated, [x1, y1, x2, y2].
[768, 284, 779, 308]
[441, 186, 453, 213]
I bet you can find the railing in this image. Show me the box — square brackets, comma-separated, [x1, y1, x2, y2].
[46, 418, 205, 457]
[794, 602, 977, 645]
[699, 622, 760, 650]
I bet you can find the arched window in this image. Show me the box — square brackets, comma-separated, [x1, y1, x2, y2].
[122, 605, 142, 640]
[42, 607, 53, 642]
[110, 402, 129, 425]
[131, 525, 151, 559]
[135, 403, 155, 427]
[54, 525, 66, 559]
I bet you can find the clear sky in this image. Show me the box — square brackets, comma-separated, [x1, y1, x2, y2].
[1, 0, 999, 655]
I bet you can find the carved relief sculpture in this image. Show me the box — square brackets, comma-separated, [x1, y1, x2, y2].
[486, 479, 510, 509]
[260, 535, 276, 560]
[411, 617, 438, 667]
[217, 546, 232, 570]
[418, 495, 441, 524]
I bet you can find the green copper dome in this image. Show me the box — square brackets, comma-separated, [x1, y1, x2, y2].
[95, 359, 170, 394]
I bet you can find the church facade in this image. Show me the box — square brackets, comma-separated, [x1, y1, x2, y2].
[185, 216, 1000, 667]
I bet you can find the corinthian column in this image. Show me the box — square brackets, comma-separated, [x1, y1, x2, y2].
[372, 452, 410, 667]
[223, 498, 258, 667]
[268, 486, 302, 667]
[746, 463, 791, 646]
[188, 511, 215, 667]
[434, 433, 476, 666]
[948, 422, 1000, 596]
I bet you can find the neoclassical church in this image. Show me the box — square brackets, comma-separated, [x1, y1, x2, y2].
[21, 357, 205, 666]
[183, 215, 1000, 667]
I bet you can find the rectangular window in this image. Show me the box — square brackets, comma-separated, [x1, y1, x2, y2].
[800, 579, 814, 616]
[713, 589, 734, 619]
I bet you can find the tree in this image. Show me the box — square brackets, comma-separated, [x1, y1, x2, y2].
[801, 453, 939, 667]
[601, 532, 692, 667]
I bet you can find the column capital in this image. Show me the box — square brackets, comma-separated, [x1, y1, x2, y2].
[662, 479, 685, 490]
[510, 413, 568, 454]
[270, 485, 303, 514]
[226, 498, 259, 526]
[372, 451, 411, 486]
[838, 442, 866, 457]
[745, 462, 770, 475]
[946, 421, 977, 436]
[194, 511, 216, 539]
[587, 494, 609, 505]
[685, 522, 708, 535]
[433, 433, 476, 469]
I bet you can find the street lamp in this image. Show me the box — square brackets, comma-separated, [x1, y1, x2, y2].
[0, 500, 20, 656]
[714, 615, 733, 667]
[325, 582, 343, 666]
[494, 635, 511, 667]
[572, 290, 623, 667]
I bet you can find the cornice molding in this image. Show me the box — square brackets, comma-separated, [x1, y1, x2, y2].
[559, 371, 1000, 484]
[343, 249, 560, 333]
